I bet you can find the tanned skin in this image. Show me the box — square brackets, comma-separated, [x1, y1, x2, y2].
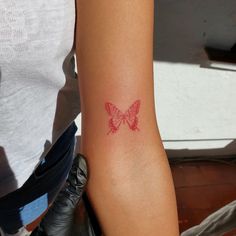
[75, 0, 179, 235]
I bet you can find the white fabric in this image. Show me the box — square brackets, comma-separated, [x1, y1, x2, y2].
[0, 0, 80, 199]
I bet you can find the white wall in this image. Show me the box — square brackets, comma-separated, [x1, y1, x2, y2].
[154, 0, 236, 157]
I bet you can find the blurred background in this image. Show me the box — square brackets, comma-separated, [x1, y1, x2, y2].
[153, 0, 236, 234]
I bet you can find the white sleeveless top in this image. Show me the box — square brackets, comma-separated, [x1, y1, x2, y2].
[0, 0, 80, 198]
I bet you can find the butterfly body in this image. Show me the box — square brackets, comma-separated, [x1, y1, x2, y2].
[122, 115, 126, 124]
[105, 100, 141, 134]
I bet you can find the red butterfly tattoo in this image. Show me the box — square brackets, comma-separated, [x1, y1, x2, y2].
[105, 100, 141, 134]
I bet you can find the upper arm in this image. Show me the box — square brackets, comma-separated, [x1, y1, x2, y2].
[75, 0, 156, 131]
[75, 0, 154, 91]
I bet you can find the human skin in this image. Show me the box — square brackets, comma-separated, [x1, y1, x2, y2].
[75, 0, 179, 235]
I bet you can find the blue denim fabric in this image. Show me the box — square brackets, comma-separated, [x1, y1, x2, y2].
[0, 122, 77, 234]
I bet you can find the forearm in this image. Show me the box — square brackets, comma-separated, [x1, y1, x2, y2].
[75, 1, 179, 235]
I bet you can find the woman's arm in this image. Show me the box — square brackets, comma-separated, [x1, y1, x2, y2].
[75, 0, 179, 235]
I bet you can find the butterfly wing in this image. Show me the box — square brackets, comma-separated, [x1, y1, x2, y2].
[124, 100, 141, 131]
[105, 102, 123, 134]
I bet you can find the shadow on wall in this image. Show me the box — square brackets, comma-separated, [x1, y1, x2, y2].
[153, 0, 236, 64]
[166, 140, 236, 159]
